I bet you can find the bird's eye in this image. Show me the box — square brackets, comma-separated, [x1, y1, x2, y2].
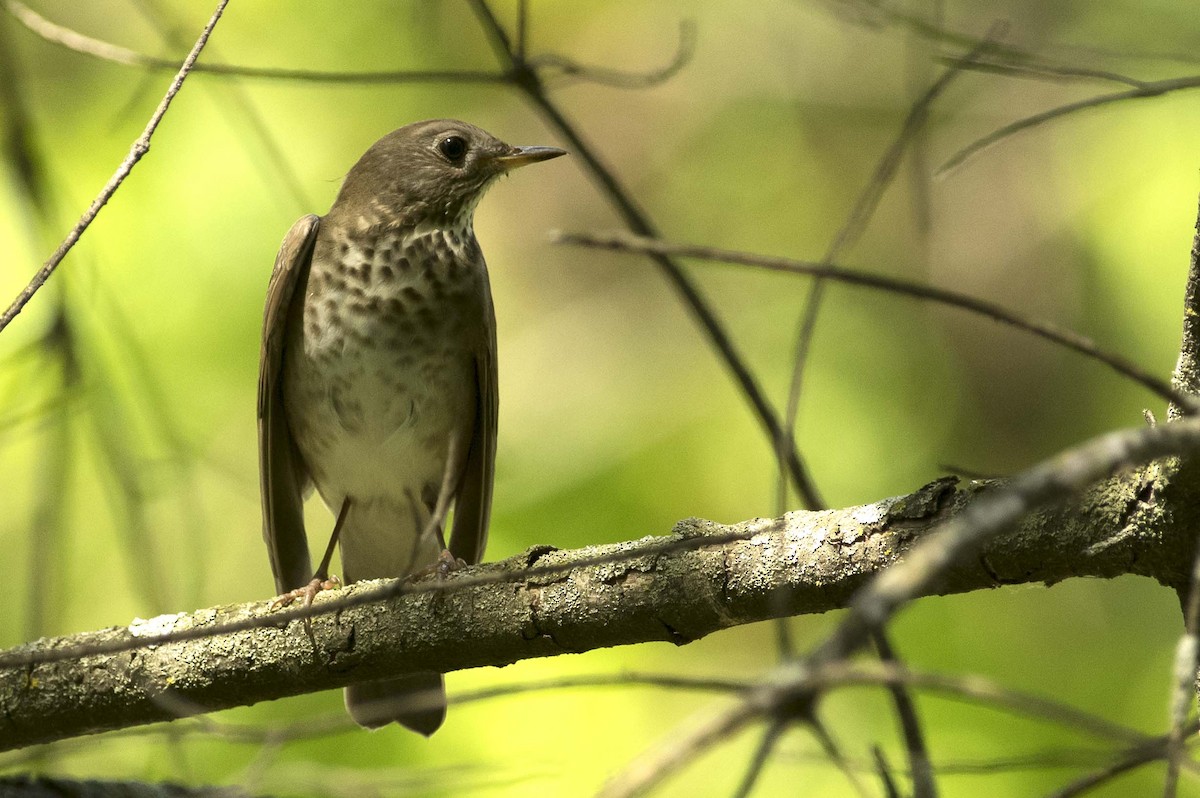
[438, 135, 468, 163]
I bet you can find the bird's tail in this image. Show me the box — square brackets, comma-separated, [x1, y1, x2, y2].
[345, 672, 446, 735]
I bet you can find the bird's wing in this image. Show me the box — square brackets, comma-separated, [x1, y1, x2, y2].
[448, 280, 497, 566]
[258, 214, 320, 593]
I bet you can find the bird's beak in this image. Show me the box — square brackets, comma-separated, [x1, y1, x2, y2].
[494, 145, 567, 171]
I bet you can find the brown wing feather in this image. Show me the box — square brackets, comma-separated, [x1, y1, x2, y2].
[258, 214, 320, 593]
[448, 280, 497, 566]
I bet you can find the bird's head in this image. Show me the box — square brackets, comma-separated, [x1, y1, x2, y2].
[331, 119, 565, 230]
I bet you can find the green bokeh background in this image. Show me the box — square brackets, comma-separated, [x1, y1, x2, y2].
[1, 0, 1198, 795]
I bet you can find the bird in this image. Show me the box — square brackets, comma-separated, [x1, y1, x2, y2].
[257, 119, 564, 734]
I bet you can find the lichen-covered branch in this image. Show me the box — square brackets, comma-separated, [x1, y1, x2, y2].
[0, 465, 1184, 752]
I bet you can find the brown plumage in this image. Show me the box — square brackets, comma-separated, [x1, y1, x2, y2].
[258, 120, 564, 734]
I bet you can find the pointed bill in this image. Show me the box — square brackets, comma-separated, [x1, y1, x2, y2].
[494, 145, 567, 170]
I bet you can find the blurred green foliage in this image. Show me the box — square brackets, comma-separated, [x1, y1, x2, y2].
[1, 0, 1198, 795]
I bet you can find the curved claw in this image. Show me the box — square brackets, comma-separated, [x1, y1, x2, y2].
[405, 550, 467, 584]
[270, 575, 342, 609]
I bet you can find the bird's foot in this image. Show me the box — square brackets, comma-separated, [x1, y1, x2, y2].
[406, 549, 467, 583]
[435, 548, 467, 579]
[271, 575, 342, 609]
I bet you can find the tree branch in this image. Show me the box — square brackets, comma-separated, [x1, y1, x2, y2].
[0, 775, 249, 798]
[552, 229, 1199, 413]
[1, 455, 1190, 752]
[938, 75, 1200, 175]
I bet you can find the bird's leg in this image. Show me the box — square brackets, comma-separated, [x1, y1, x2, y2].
[271, 497, 350, 609]
[407, 439, 468, 581]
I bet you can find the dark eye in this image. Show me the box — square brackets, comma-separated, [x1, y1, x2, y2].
[438, 135, 468, 163]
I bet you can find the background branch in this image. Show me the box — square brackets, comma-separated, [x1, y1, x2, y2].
[553, 230, 1198, 412]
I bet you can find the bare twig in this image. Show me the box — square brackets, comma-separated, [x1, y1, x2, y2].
[873, 746, 901, 798]
[779, 279, 824, 510]
[529, 20, 696, 88]
[1047, 722, 1200, 798]
[128, 0, 312, 210]
[730, 719, 788, 798]
[822, 0, 1200, 70]
[829, 25, 1004, 262]
[1162, 562, 1199, 797]
[4, 662, 1166, 759]
[8, 0, 691, 92]
[455, 672, 747, 705]
[0, 672, 748, 755]
[939, 76, 1200, 175]
[940, 53, 1151, 89]
[0, 0, 230, 334]
[552, 230, 1198, 412]
[529, 97, 827, 510]
[809, 717, 873, 798]
[874, 630, 937, 798]
[4, 1, 503, 84]
[596, 691, 759, 798]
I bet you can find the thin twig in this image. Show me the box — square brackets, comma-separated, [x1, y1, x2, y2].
[529, 20, 696, 89]
[873, 746, 901, 798]
[831, 25, 1005, 261]
[1162, 577, 1198, 797]
[351, 664, 1176, 748]
[8, 0, 691, 92]
[128, 0, 312, 210]
[552, 230, 1199, 412]
[874, 630, 937, 798]
[5, 1, 504, 84]
[939, 76, 1200, 175]
[0, 0, 231, 334]
[823, 0, 1200, 70]
[809, 716, 873, 798]
[3, 662, 1166, 759]
[514, 0, 527, 61]
[780, 281, 826, 507]
[454, 672, 747, 705]
[1047, 722, 1200, 798]
[809, 664, 1153, 745]
[529, 96, 829, 510]
[731, 719, 788, 798]
[940, 53, 1151, 89]
[596, 693, 760, 798]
